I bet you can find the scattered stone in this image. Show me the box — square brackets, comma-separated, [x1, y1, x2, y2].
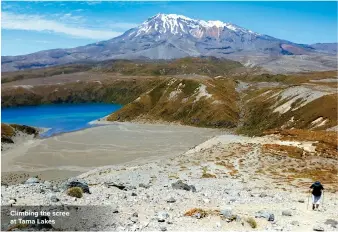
[62, 178, 90, 194]
[255, 210, 274, 221]
[49, 194, 59, 202]
[298, 199, 305, 203]
[203, 198, 210, 203]
[157, 211, 169, 222]
[313, 225, 325, 231]
[282, 210, 292, 216]
[259, 193, 268, 197]
[112, 208, 119, 213]
[132, 212, 138, 217]
[325, 219, 338, 228]
[130, 217, 138, 223]
[44, 181, 52, 189]
[172, 180, 194, 191]
[190, 185, 197, 192]
[105, 182, 126, 191]
[131, 192, 137, 196]
[291, 221, 300, 226]
[220, 209, 233, 218]
[166, 197, 176, 203]
[160, 226, 167, 231]
[139, 183, 149, 189]
[25, 177, 39, 184]
[8, 199, 16, 206]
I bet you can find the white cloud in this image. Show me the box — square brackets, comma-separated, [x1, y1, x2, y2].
[1, 12, 130, 40]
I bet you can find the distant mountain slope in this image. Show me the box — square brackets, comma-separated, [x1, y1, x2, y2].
[309, 43, 337, 54]
[1, 14, 337, 73]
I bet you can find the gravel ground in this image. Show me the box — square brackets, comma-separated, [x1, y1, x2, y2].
[2, 134, 337, 231]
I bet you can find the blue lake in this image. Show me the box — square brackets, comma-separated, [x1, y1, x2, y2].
[1, 103, 122, 137]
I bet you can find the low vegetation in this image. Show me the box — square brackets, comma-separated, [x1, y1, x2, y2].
[246, 217, 257, 229]
[262, 144, 305, 159]
[107, 77, 240, 128]
[267, 129, 338, 158]
[98, 57, 244, 77]
[67, 187, 83, 198]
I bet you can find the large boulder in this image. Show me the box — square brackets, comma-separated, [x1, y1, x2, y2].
[25, 177, 40, 184]
[172, 180, 196, 192]
[61, 178, 90, 194]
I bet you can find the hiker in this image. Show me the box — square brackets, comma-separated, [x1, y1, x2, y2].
[309, 181, 324, 210]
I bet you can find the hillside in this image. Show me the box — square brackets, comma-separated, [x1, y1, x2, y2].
[2, 57, 337, 135]
[1, 123, 39, 151]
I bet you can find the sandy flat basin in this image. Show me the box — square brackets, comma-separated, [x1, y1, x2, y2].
[1, 122, 220, 181]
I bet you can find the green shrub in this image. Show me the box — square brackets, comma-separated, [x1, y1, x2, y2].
[246, 217, 257, 229]
[67, 187, 83, 198]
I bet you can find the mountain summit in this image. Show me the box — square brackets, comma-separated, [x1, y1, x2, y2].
[2, 13, 337, 72]
[130, 13, 260, 38]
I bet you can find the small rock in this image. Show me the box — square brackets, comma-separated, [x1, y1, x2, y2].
[259, 193, 268, 197]
[313, 225, 325, 231]
[298, 199, 305, 203]
[49, 194, 59, 202]
[139, 183, 149, 189]
[160, 226, 167, 231]
[157, 211, 169, 222]
[131, 192, 137, 196]
[25, 177, 39, 184]
[255, 210, 273, 221]
[44, 181, 52, 189]
[132, 212, 138, 217]
[291, 221, 300, 226]
[325, 219, 338, 228]
[203, 198, 210, 203]
[8, 199, 16, 205]
[268, 214, 275, 222]
[282, 210, 292, 216]
[172, 180, 195, 192]
[166, 197, 176, 203]
[112, 209, 119, 213]
[130, 217, 138, 223]
[220, 209, 233, 218]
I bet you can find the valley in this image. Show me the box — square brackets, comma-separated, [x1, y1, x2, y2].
[1, 11, 337, 232]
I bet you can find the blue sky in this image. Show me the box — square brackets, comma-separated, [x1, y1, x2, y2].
[1, 1, 337, 56]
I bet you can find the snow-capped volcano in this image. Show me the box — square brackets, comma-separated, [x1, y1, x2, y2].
[129, 13, 260, 39]
[2, 13, 336, 72]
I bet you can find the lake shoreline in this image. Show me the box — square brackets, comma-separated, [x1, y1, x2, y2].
[1, 122, 221, 185]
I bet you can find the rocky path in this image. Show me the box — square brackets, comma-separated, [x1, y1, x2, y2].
[1, 134, 337, 231]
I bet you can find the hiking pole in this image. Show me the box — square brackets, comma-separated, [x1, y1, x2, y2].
[307, 190, 311, 210]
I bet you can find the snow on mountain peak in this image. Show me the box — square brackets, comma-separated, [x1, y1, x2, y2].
[132, 13, 260, 37]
